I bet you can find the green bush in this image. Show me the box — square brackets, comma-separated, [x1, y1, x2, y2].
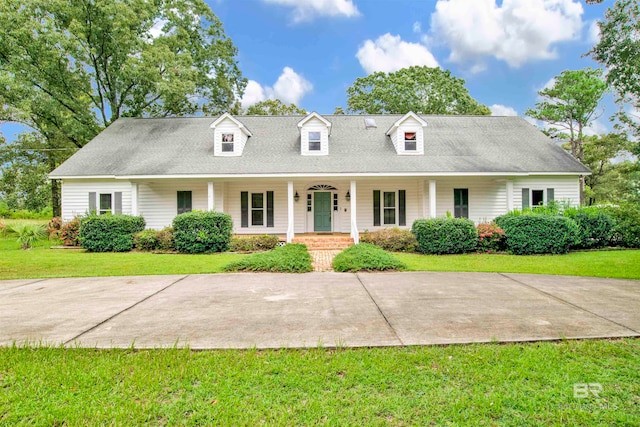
[604, 204, 640, 248]
[495, 214, 578, 255]
[224, 243, 312, 273]
[360, 228, 418, 252]
[476, 222, 505, 252]
[7, 223, 47, 250]
[411, 218, 478, 254]
[230, 234, 280, 252]
[134, 227, 175, 252]
[173, 211, 233, 254]
[60, 217, 82, 247]
[332, 243, 406, 272]
[563, 207, 615, 249]
[79, 214, 145, 252]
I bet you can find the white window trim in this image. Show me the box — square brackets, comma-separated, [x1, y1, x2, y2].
[250, 192, 266, 227]
[308, 131, 321, 151]
[404, 131, 417, 151]
[375, 189, 402, 226]
[99, 192, 114, 215]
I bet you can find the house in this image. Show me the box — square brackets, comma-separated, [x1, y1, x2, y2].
[49, 112, 590, 244]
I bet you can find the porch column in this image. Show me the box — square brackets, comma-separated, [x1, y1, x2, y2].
[422, 179, 429, 218]
[287, 181, 295, 243]
[506, 181, 514, 212]
[429, 179, 437, 218]
[350, 180, 359, 243]
[131, 182, 138, 216]
[207, 182, 215, 211]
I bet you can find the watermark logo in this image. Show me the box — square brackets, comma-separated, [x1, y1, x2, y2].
[573, 383, 602, 399]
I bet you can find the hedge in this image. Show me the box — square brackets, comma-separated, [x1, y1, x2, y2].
[223, 244, 312, 273]
[332, 243, 406, 272]
[134, 227, 175, 252]
[360, 228, 418, 252]
[411, 218, 478, 254]
[230, 235, 280, 252]
[79, 214, 145, 252]
[172, 211, 233, 254]
[604, 204, 640, 248]
[495, 214, 577, 255]
[563, 207, 615, 249]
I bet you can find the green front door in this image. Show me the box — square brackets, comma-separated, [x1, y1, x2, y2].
[314, 192, 332, 232]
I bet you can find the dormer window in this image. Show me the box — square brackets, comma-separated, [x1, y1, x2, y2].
[404, 132, 417, 151]
[309, 132, 321, 151]
[221, 133, 234, 152]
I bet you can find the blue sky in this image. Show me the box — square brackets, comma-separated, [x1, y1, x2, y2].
[0, 0, 614, 140]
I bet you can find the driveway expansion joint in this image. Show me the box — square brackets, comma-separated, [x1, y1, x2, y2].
[355, 273, 405, 346]
[63, 275, 190, 346]
[0, 278, 48, 294]
[499, 273, 640, 336]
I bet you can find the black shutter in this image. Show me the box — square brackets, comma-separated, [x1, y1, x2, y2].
[522, 188, 530, 210]
[114, 192, 122, 214]
[398, 190, 406, 226]
[373, 190, 381, 226]
[266, 191, 274, 227]
[241, 191, 248, 228]
[88, 192, 97, 213]
[547, 188, 554, 203]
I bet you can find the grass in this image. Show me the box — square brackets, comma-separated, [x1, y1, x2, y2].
[224, 243, 313, 273]
[332, 243, 407, 272]
[1, 339, 639, 425]
[396, 249, 640, 280]
[0, 237, 247, 280]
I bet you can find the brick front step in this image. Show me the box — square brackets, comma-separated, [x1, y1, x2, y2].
[292, 235, 354, 251]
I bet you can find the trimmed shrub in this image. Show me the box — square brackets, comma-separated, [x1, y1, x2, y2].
[604, 204, 640, 248]
[563, 207, 615, 249]
[60, 217, 81, 247]
[47, 217, 63, 239]
[360, 228, 418, 252]
[332, 243, 406, 272]
[173, 211, 233, 254]
[230, 234, 280, 252]
[133, 227, 175, 252]
[476, 222, 505, 252]
[411, 218, 478, 254]
[495, 214, 578, 255]
[79, 214, 145, 252]
[224, 244, 312, 273]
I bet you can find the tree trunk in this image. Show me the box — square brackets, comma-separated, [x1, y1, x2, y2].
[579, 175, 585, 206]
[51, 179, 61, 217]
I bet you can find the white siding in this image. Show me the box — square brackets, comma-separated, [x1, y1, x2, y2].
[430, 177, 507, 223]
[138, 180, 208, 229]
[213, 118, 248, 156]
[300, 117, 330, 156]
[354, 178, 422, 231]
[60, 180, 132, 222]
[513, 176, 580, 210]
[226, 182, 289, 234]
[390, 117, 425, 155]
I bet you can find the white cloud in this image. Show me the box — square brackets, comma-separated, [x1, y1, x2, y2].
[583, 119, 609, 136]
[430, 0, 584, 69]
[356, 33, 439, 74]
[241, 67, 313, 108]
[587, 20, 601, 45]
[490, 104, 518, 116]
[263, 0, 359, 23]
[413, 21, 422, 33]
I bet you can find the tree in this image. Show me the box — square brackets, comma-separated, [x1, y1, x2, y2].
[345, 66, 491, 115]
[579, 133, 639, 204]
[589, 0, 640, 141]
[333, 106, 346, 115]
[245, 99, 306, 115]
[525, 68, 608, 204]
[0, 0, 246, 214]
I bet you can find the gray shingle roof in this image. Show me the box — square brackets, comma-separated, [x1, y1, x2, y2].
[50, 114, 590, 178]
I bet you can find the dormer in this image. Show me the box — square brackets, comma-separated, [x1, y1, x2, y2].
[385, 112, 428, 155]
[298, 112, 331, 156]
[210, 113, 252, 157]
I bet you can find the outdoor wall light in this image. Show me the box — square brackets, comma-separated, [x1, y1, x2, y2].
[294, 191, 300, 202]
[345, 191, 351, 202]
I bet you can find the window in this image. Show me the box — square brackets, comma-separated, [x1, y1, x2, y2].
[241, 191, 274, 228]
[373, 190, 406, 226]
[454, 188, 469, 218]
[404, 132, 417, 151]
[221, 133, 234, 152]
[309, 131, 321, 151]
[177, 191, 192, 215]
[531, 190, 544, 207]
[99, 193, 112, 215]
[383, 192, 396, 224]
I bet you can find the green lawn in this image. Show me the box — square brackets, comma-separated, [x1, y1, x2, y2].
[396, 250, 640, 280]
[0, 238, 247, 280]
[1, 340, 638, 425]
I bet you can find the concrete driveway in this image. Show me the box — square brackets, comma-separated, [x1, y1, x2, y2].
[1, 272, 639, 349]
